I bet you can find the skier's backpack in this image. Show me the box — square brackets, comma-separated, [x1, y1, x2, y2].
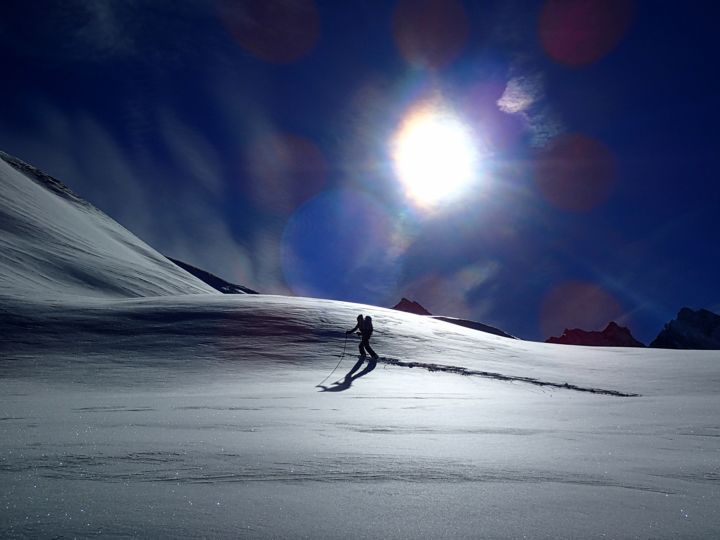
[363, 316, 374, 336]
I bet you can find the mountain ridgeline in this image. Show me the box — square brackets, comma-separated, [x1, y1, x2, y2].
[546, 322, 645, 348]
[392, 297, 719, 349]
[544, 309, 720, 350]
[167, 257, 258, 294]
[391, 297, 517, 340]
[650, 308, 720, 350]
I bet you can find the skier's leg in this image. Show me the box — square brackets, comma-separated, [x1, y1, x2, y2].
[358, 342, 366, 357]
[361, 337, 377, 359]
[365, 340, 378, 359]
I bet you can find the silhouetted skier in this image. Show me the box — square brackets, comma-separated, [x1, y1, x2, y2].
[346, 314, 379, 360]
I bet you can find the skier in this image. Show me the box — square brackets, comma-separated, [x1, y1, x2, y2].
[346, 314, 379, 360]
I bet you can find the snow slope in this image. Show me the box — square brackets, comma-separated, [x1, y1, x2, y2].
[2, 294, 720, 538]
[0, 151, 217, 299]
[1, 151, 719, 538]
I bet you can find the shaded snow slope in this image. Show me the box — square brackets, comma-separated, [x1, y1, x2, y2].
[2, 294, 720, 538]
[0, 151, 217, 299]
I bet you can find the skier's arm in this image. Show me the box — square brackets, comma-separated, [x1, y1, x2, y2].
[346, 323, 359, 334]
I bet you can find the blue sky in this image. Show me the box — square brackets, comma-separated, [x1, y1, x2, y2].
[1, 0, 718, 343]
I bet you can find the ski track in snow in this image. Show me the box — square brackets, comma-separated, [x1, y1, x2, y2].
[376, 357, 640, 397]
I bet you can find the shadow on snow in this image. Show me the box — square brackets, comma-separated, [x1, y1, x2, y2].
[317, 357, 377, 393]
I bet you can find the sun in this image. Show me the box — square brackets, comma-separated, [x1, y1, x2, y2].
[392, 101, 479, 208]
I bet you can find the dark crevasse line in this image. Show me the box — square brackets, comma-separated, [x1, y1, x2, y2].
[377, 357, 640, 398]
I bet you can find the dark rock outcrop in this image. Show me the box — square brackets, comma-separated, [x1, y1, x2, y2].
[546, 321, 645, 347]
[392, 298, 432, 315]
[650, 308, 720, 350]
[167, 257, 258, 294]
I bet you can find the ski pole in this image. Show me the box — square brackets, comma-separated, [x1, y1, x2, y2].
[316, 332, 349, 387]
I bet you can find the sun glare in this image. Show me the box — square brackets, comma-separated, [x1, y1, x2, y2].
[392, 102, 479, 208]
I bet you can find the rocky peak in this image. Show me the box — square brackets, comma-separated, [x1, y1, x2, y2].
[546, 321, 645, 347]
[650, 308, 720, 349]
[392, 298, 432, 316]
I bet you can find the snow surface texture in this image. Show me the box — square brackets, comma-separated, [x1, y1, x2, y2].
[1, 150, 720, 538]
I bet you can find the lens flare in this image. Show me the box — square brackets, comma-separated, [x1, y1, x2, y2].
[540, 281, 624, 339]
[245, 132, 327, 216]
[533, 133, 616, 212]
[392, 0, 469, 70]
[392, 101, 480, 208]
[539, 0, 633, 67]
[217, 0, 320, 64]
[281, 189, 400, 304]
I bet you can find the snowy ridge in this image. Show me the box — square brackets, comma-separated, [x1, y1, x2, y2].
[0, 150, 91, 209]
[0, 151, 217, 299]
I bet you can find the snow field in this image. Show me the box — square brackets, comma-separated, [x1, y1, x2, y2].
[2, 294, 719, 538]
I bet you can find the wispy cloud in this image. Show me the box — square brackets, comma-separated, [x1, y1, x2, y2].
[0, 100, 268, 291]
[159, 109, 225, 198]
[0, 1, 220, 65]
[479, 1, 566, 148]
[497, 73, 544, 114]
[524, 104, 565, 148]
[497, 66, 564, 148]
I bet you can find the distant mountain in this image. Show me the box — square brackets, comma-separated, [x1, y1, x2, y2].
[391, 298, 516, 339]
[167, 257, 258, 294]
[432, 316, 518, 339]
[650, 308, 720, 350]
[0, 150, 217, 299]
[546, 322, 645, 347]
[392, 298, 432, 315]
